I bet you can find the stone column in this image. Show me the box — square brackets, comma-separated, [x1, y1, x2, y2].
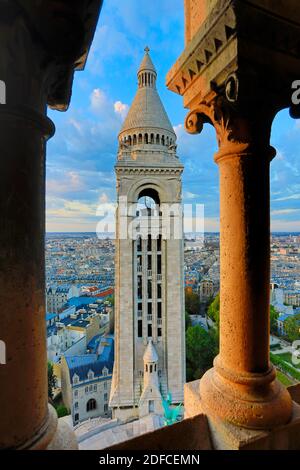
[0, 0, 102, 449]
[165, 0, 300, 447]
[185, 101, 292, 429]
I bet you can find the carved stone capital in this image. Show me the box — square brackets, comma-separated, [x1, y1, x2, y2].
[0, 1, 102, 111]
[185, 98, 276, 163]
[168, 0, 300, 120]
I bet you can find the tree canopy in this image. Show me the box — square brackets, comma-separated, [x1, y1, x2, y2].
[270, 305, 279, 334]
[186, 325, 218, 382]
[48, 361, 57, 401]
[285, 316, 300, 343]
[207, 293, 220, 328]
[185, 288, 200, 316]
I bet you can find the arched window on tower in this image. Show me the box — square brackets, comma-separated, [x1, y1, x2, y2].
[150, 133, 154, 144]
[137, 189, 160, 219]
[144, 133, 148, 144]
[161, 135, 165, 146]
[138, 134, 142, 144]
[133, 134, 137, 145]
[166, 136, 169, 146]
[128, 136, 132, 145]
[156, 134, 160, 145]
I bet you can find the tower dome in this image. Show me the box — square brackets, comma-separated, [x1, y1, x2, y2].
[119, 47, 176, 150]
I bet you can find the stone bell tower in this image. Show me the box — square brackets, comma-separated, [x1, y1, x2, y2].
[109, 48, 185, 422]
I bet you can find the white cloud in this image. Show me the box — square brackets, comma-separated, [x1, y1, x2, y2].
[69, 118, 84, 134]
[183, 191, 200, 200]
[47, 171, 85, 195]
[274, 194, 300, 202]
[271, 209, 300, 216]
[271, 219, 300, 231]
[114, 101, 129, 120]
[90, 88, 110, 113]
[98, 192, 111, 204]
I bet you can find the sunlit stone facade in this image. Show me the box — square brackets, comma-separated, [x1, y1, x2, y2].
[109, 49, 185, 421]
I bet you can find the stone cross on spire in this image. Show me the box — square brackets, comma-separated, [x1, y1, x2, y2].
[144, 46, 150, 54]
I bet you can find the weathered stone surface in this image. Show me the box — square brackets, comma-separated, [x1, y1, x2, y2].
[110, 50, 185, 422]
[167, 0, 299, 440]
[167, 0, 300, 115]
[47, 416, 78, 451]
[288, 384, 300, 405]
[185, 380, 300, 450]
[107, 414, 212, 450]
[0, 0, 103, 450]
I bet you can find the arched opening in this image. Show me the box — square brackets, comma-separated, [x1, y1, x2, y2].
[138, 133, 142, 144]
[137, 188, 160, 213]
[156, 134, 160, 144]
[128, 135, 132, 145]
[86, 398, 97, 412]
[145, 133, 148, 144]
[161, 135, 165, 146]
[166, 136, 169, 146]
[150, 133, 154, 144]
[135, 189, 160, 241]
[133, 134, 137, 145]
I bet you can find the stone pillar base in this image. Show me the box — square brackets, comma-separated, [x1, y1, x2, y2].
[18, 405, 78, 450]
[46, 417, 78, 450]
[184, 380, 300, 450]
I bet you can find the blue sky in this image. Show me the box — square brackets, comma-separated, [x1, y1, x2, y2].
[46, 0, 299, 233]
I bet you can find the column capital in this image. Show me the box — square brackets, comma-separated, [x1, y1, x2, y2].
[0, 0, 102, 111]
[167, 0, 300, 126]
[184, 97, 277, 163]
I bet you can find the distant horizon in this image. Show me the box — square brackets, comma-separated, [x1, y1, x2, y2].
[45, 231, 300, 235]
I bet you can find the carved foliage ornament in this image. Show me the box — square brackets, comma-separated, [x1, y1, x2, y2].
[184, 97, 277, 162]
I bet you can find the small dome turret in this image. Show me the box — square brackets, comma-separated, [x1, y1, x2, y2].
[143, 339, 158, 363]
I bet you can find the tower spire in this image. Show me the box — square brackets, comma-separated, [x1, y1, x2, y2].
[119, 48, 176, 147]
[138, 47, 157, 88]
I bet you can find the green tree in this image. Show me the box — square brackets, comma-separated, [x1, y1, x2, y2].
[270, 305, 279, 334]
[207, 293, 220, 329]
[48, 361, 57, 401]
[285, 316, 300, 343]
[185, 289, 200, 315]
[186, 325, 218, 382]
[55, 405, 70, 418]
